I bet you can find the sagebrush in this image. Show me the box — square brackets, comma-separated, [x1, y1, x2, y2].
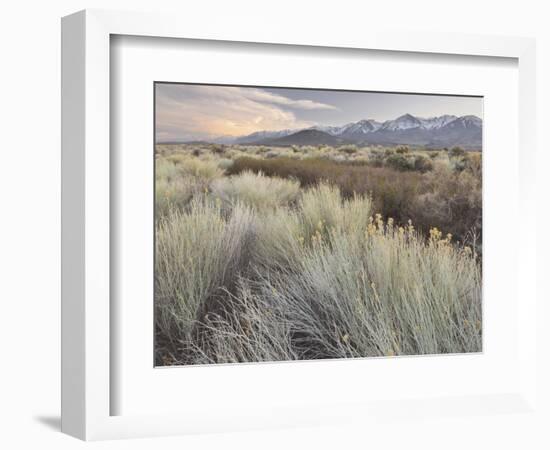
[154, 143, 482, 365]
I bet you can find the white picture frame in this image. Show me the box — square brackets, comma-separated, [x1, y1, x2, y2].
[61, 9, 538, 441]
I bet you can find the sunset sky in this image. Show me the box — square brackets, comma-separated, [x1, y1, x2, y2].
[155, 83, 483, 143]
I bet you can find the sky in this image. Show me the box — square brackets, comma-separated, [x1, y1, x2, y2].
[155, 83, 483, 143]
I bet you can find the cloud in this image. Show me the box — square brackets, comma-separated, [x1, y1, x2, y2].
[155, 84, 335, 142]
[239, 88, 338, 111]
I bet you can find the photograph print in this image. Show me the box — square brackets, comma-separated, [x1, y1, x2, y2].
[154, 83, 482, 366]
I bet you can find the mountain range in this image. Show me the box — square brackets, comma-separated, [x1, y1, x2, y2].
[229, 114, 482, 150]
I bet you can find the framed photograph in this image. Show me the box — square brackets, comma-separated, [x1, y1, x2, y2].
[153, 82, 484, 367]
[61, 9, 537, 440]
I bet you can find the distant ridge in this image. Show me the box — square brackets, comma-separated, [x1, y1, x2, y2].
[230, 114, 482, 150]
[255, 129, 349, 147]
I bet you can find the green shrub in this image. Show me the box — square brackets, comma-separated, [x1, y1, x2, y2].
[413, 155, 434, 173]
[217, 158, 234, 171]
[339, 144, 358, 155]
[450, 156, 468, 172]
[449, 146, 466, 158]
[386, 154, 414, 171]
[396, 145, 410, 154]
[211, 144, 225, 154]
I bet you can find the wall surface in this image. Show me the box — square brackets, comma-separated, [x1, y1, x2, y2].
[0, 1, 548, 448]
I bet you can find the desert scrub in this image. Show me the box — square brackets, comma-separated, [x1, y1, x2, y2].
[190, 280, 300, 364]
[226, 155, 481, 245]
[252, 183, 372, 272]
[166, 153, 225, 180]
[217, 158, 234, 171]
[465, 152, 482, 179]
[385, 153, 415, 171]
[210, 170, 300, 211]
[414, 162, 482, 247]
[338, 144, 358, 155]
[155, 154, 227, 219]
[413, 154, 434, 173]
[259, 216, 480, 359]
[156, 176, 200, 218]
[227, 155, 422, 193]
[155, 159, 204, 217]
[154, 145, 483, 365]
[299, 184, 372, 244]
[155, 198, 256, 351]
[448, 146, 466, 158]
[182, 212, 481, 364]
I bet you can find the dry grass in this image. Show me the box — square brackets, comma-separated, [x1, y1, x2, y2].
[154, 143, 482, 365]
[227, 155, 481, 245]
[155, 199, 256, 360]
[210, 171, 300, 211]
[165, 153, 225, 180]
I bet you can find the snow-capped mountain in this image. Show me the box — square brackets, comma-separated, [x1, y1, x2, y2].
[231, 114, 482, 149]
[444, 115, 482, 129]
[310, 119, 381, 137]
[309, 124, 347, 136]
[380, 114, 423, 131]
[379, 114, 461, 132]
[340, 119, 382, 135]
[418, 115, 458, 130]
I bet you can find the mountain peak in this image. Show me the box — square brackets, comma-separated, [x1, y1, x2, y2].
[381, 114, 422, 131]
[445, 115, 482, 129]
[228, 113, 482, 150]
[398, 113, 417, 121]
[342, 119, 382, 135]
[459, 115, 482, 123]
[419, 114, 458, 130]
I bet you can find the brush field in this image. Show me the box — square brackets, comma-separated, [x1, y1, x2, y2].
[155, 143, 482, 366]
